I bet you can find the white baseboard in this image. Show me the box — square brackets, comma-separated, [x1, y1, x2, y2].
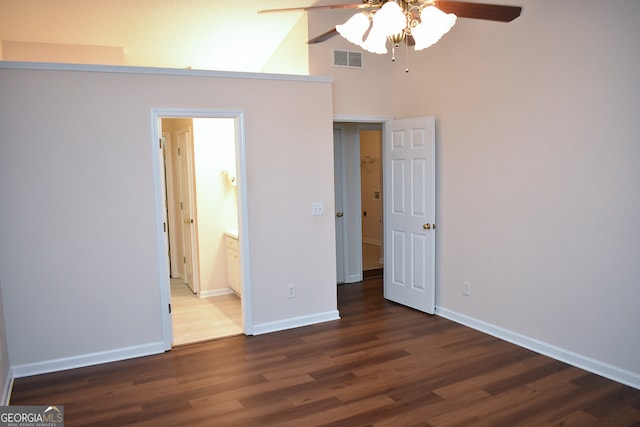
[436, 307, 640, 391]
[11, 341, 166, 379]
[199, 288, 234, 298]
[252, 310, 340, 335]
[345, 273, 363, 284]
[1, 372, 13, 405]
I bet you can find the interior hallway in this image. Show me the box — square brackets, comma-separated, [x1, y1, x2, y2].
[170, 278, 242, 346]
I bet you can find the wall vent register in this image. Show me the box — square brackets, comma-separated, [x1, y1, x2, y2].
[333, 49, 363, 68]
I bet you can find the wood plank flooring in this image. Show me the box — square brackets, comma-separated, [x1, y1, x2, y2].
[11, 278, 640, 426]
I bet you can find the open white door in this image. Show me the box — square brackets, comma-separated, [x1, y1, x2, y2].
[383, 116, 436, 314]
[176, 128, 198, 293]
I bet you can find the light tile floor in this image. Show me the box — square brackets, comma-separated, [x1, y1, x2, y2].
[170, 278, 242, 346]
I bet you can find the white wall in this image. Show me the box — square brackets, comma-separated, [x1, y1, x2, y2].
[386, 0, 640, 385]
[0, 64, 337, 372]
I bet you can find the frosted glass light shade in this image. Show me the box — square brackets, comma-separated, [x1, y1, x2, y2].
[372, 1, 406, 36]
[412, 6, 456, 51]
[336, 12, 371, 46]
[361, 1, 407, 54]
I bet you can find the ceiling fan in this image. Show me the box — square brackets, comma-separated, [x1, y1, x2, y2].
[259, 1, 522, 54]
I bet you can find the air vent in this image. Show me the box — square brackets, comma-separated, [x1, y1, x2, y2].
[333, 49, 363, 69]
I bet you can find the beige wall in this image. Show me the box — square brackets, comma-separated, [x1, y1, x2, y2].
[308, 8, 395, 117]
[0, 65, 336, 372]
[308, 0, 640, 386]
[386, 0, 640, 383]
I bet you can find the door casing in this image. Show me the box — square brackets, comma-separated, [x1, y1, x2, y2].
[151, 108, 253, 351]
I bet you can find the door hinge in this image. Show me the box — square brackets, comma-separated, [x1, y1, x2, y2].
[159, 138, 162, 149]
[163, 222, 167, 232]
[168, 303, 172, 314]
[183, 256, 187, 264]
[178, 147, 181, 155]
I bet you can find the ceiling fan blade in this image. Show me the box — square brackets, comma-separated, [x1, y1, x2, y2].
[258, 3, 373, 14]
[435, 1, 522, 22]
[308, 27, 339, 44]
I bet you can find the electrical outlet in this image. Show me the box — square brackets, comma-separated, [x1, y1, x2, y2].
[287, 284, 296, 299]
[311, 202, 324, 216]
[463, 281, 471, 296]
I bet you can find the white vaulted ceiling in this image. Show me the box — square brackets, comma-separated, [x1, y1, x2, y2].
[0, 0, 326, 72]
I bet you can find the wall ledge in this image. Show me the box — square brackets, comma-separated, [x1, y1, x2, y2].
[0, 61, 333, 83]
[436, 306, 640, 391]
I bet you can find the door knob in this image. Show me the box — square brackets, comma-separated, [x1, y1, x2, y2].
[423, 223, 431, 230]
[336, 212, 344, 218]
[184, 219, 193, 224]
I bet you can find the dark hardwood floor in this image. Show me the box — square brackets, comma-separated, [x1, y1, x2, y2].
[11, 278, 640, 426]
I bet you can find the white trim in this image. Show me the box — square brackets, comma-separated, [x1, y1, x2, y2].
[1, 372, 13, 405]
[199, 288, 235, 298]
[436, 307, 640, 391]
[11, 342, 165, 379]
[252, 311, 340, 336]
[0, 61, 333, 83]
[152, 108, 253, 346]
[333, 114, 392, 123]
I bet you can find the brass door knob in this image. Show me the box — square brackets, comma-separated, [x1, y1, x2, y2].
[423, 223, 431, 230]
[336, 212, 344, 218]
[184, 219, 193, 224]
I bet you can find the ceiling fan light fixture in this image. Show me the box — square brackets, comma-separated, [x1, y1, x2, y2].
[412, 5, 457, 51]
[336, 12, 371, 46]
[360, 1, 406, 54]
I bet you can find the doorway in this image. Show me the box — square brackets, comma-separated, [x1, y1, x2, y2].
[334, 121, 383, 283]
[360, 129, 384, 278]
[334, 116, 436, 314]
[152, 109, 251, 351]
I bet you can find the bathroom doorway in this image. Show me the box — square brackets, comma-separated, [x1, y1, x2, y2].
[154, 111, 250, 348]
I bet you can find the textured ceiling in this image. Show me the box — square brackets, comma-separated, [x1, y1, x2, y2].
[0, 0, 336, 71]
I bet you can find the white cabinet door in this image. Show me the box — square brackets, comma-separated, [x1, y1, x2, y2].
[383, 117, 436, 314]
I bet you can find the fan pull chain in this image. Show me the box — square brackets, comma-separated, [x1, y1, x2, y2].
[405, 40, 410, 73]
[391, 43, 399, 62]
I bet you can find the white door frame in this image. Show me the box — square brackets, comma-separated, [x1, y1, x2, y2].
[151, 108, 253, 351]
[334, 128, 346, 283]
